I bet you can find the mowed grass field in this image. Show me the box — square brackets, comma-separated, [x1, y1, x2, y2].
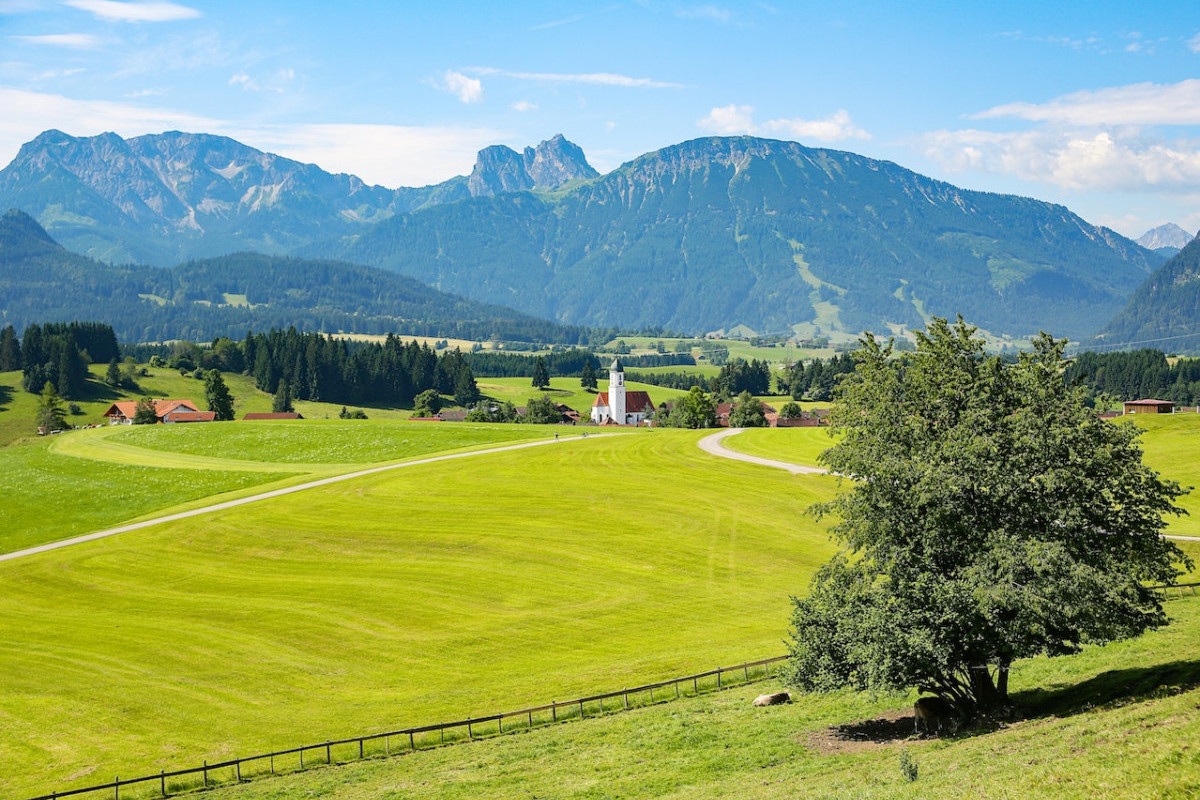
[157, 596, 1200, 800]
[0, 427, 841, 797]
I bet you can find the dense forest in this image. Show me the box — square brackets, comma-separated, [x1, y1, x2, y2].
[9, 322, 119, 399]
[1065, 349, 1200, 405]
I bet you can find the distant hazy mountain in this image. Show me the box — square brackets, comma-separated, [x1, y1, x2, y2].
[0, 209, 590, 344]
[0, 130, 593, 266]
[1096, 236, 1200, 353]
[308, 136, 1160, 341]
[1136, 222, 1195, 252]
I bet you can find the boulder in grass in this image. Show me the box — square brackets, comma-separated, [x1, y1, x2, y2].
[753, 691, 791, 706]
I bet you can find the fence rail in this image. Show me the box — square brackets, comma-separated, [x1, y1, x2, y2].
[1150, 580, 1200, 598]
[24, 655, 788, 800]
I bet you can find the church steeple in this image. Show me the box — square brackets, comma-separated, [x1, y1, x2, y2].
[609, 357, 626, 424]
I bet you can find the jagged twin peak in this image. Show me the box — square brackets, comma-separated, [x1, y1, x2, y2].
[467, 134, 599, 197]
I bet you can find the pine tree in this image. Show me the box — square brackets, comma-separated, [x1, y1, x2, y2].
[0, 325, 21, 372]
[106, 357, 122, 387]
[204, 369, 236, 421]
[580, 360, 597, 391]
[36, 381, 69, 432]
[532, 356, 550, 390]
[272, 380, 294, 413]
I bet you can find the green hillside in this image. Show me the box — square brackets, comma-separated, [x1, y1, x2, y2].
[1098, 236, 1200, 353]
[314, 137, 1159, 341]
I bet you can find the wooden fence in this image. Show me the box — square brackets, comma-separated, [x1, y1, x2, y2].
[23, 655, 788, 800]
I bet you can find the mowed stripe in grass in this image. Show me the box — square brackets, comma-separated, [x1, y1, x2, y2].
[0, 429, 839, 797]
[0, 422, 554, 554]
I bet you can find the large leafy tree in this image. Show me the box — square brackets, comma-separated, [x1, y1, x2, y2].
[788, 317, 1191, 718]
[728, 390, 768, 428]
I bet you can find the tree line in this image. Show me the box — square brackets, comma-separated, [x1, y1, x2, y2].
[7, 322, 119, 399]
[1064, 349, 1200, 406]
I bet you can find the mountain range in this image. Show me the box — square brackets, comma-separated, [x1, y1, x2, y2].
[0, 129, 1173, 342]
[1097, 236, 1200, 352]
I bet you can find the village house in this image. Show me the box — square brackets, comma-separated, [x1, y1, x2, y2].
[102, 399, 215, 424]
[590, 358, 655, 425]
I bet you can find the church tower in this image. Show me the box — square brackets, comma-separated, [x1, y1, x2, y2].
[609, 357, 627, 424]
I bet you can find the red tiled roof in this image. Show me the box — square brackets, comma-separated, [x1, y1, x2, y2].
[168, 411, 216, 423]
[592, 390, 655, 412]
[103, 398, 199, 420]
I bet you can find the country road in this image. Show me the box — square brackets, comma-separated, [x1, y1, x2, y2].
[0, 434, 595, 564]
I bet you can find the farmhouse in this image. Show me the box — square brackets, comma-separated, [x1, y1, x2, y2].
[1123, 399, 1175, 415]
[102, 399, 214, 424]
[590, 358, 655, 425]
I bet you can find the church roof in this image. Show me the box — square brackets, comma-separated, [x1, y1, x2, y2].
[592, 390, 656, 412]
[609, 356, 624, 373]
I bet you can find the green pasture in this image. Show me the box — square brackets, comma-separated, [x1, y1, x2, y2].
[0, 421, 555, 554]
[0, 428, 840, 797]
[719, 426, 836, 468]
[602, 335, 835, 365]
[142, 596, 1200, 800]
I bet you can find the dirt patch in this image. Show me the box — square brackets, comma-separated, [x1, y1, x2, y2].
[803, 708, 921, 755]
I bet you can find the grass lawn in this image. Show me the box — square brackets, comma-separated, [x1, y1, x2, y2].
[106, 597, 1200, 800]
[0, 428, 840, 798]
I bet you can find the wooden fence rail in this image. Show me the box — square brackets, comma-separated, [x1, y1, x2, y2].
[23, 655, 789, 800]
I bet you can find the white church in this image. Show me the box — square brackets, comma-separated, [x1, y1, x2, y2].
[590, 357, 656, 425]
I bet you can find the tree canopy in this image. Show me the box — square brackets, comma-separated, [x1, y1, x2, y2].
[787, 317, 1192, 719]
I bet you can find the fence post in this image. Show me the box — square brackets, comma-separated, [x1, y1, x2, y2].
[114, 776, 119, 800]
[326, 742, 331, 764]
[468, 718, 473, 739]
[271, 754, 275, 774]
[579, 699, 585, 718]
[744, 665, 749, 682]
[675, 680, 680, 699]
[359, 738, 364, 759]
[499, 715, 504, 733]
[693, 676, 698, 694]
[236, 759, 242, 782]
[717, 668, 722, 688]
[203, 761, 208, 788]
[552, 702, 557, 722]
[623, 690, 628, 710]
[528, 710, 533, 728]
[409, 731, 414, 751]
[300, 749, 304, 769]
[161, 769, 166, 797]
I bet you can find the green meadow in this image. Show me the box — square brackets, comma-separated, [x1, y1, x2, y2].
[147, 596, 1200, 800]
[0, 428, 840, 798]
[3, 375, 1200, 799]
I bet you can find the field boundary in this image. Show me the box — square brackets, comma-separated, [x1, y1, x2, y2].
[24, 655, 788, 800]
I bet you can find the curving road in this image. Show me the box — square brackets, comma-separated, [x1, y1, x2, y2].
[697, 428, 828, 475]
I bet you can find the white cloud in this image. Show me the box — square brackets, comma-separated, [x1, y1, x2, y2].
[698, 105, 871, 141]
[919, 127, 1200, 192]
[228, 68, 293, 93]
[470, 67, 682, 89]
[12, 32, 100, 48]
[973, 79, 1200, 126]
[510, 100, 537, 112]
[438, 69, 483, 103]
[697, 104, 756, 134]
[0, 86, 506, 188]
[64, 0, 201, 22]
[763, 110, 871, 142]
[1190, 32, 1200, 53]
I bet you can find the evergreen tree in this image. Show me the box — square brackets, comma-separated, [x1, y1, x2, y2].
[0, 325, 21, 372]
[36, 381, 69, 432]
[106, 357, 122, 387]
[532, 356, 550, 390]
[132, 397, 159, 425]
[272, 380, 294, 413]
[204, 369, 236, 421]
[580, 360, 598, 391]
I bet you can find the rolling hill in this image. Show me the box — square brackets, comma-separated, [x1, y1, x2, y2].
[1096, 235, 1200, 352]
[0, 209, 592, 344]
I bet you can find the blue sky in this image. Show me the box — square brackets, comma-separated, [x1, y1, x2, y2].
[2, 0, 1199, 237]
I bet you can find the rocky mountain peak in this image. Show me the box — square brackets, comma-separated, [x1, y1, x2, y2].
[1136, 222, 1196, 251]
[467, 134, 597, 197]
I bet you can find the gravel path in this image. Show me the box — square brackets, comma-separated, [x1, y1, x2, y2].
[0, 435, 593, 564]
[697, 428, 828, 475]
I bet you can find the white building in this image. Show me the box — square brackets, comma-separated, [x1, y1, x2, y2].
[590, 357, 656, 425]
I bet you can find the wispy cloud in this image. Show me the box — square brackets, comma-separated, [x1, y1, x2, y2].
[698, 105, 871, 142]
[64, 0, 201, 22]
[511, 100, 537, 112]
[530, 5, 620, 31]
[1189, 32, 1200, 53]
[437, 69, 483, 103]
[12, 32, 100, 48]
[919, 127, 1200, 192]
[228, 68, 294, 94]
[676, 5, 734, 24]
[470, 67, 682, 89]
[973, 79, 1200, 126]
